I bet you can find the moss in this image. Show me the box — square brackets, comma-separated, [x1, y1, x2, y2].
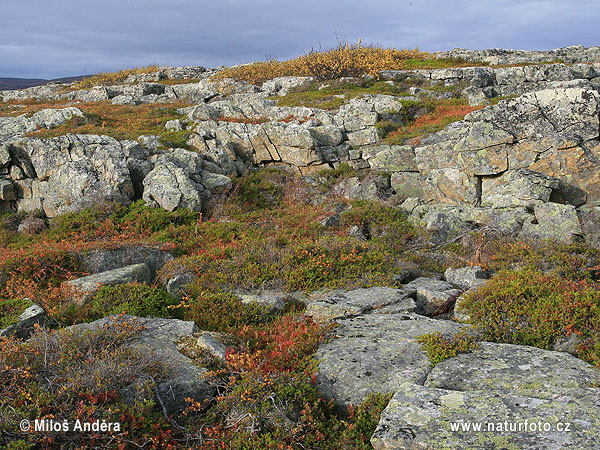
[0, 298, 33, 328]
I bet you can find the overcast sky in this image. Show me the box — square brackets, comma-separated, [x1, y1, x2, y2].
[1, 0, 598, 79]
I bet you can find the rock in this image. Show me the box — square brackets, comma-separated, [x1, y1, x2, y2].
[65, 263, 152, 305]
[15, 135, 137, 217]
[165, 119, 184, 131]
[0, 179, 16, 200]
[452, 295, 471, 322]
[403, 278, 462, 315]
[520, 203, 583, 242]
[70, 315, 214, 417]
[196, 333, 228, 361]
[461, 86, 490, 106]
[334, 175, 391, 201]
[444, 266, 490, 291]
[142, 159, 206, 212]
[316, 313, 467, 408]
[362, 145, 418, 172]
[82, 246, 174, 279]
[305, 287, 417, 322]
[166, 272, 197, 297]
[17, 217, 46, 235]
[481, 168, 561, 208]
[200, 171, 233, 194]
[261, 76, 314, 96]
[372, 342, 600, 450]
[238, 292, 289, 315]
[0, 302, 46, 339]
[390, 172, 425, 200]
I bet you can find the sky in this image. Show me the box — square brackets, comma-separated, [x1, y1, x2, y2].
[1, 0, 599, 79]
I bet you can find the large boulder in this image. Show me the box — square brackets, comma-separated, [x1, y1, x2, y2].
[414, 88, 600, 207]
[14, 134, 138, 217]
[142, 159, 207, 212]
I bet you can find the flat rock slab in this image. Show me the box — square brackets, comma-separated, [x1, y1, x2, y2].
[372, 382, 600, 450]
[372, 342, 600, 450]
[316, 313, 466, 408]
[426, 342, 600, 397]
[305, 287, 417, 322]
[65, 263, 151, 305]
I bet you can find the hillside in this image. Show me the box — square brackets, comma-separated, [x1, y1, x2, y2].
[1, 44, 600, 449]
[0, 75, 89, 91]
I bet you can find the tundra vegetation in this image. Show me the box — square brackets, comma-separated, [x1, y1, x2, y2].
[2, 42, 600, 449]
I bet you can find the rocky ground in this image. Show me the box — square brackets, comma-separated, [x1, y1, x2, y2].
[1, 46, 600, 449]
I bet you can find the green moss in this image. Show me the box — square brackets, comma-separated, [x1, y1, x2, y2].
[417, 330, 479, 366]
[0, 298, 33, 328]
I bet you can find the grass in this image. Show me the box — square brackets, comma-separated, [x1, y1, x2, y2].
[23, 101, 193, 147]
[73, 65, 161, 89]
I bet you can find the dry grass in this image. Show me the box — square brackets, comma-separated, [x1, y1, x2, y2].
[26, 101, 193, 145]
[73, 65, 161, 89]
[214, 40, 430, 85]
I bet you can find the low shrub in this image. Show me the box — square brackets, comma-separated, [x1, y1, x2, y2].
[0, 317, 174, 448]
[0, 298, 33, 329]
[461, 268, 600, 366]
[84, 283, 181, 321]
[417, 330, 479, 366]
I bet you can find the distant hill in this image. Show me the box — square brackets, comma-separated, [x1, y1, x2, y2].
[0, 75, 89, 91]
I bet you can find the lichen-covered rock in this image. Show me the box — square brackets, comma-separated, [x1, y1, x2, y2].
[142, 159, 207, 211]
[444, 266, 490, 291]
[403, 278, 462, 315]
[481, 168, 561, 208]
[305, 287, 417, 322]
[82, 245, 174, 279]
[65, 263, 151, 305]
[14, 134, 137, 217]
[372, 342, 600, 450]
[0, 303, 46, 339]
[520, 203, 583, 243]
[316, 313, 466, 408]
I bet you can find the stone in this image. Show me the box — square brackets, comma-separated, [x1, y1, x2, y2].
[403, 277, 463, 315]
[0, 179, 16, 200]
[65, 263, 152, 305]
[196, 333, 228, 361]
[316, 313, 467, 408]
[82, 246, 174, 279]
[305, 287, 417, 322]
[238, 293, 289, 315]
[520, 203, 583, 243]
[166, 272, 197, 297]
[444, 266, 490, 291]
[70, 315, 214, 417]
[481, 168, 561, 208]
[165, 119, 184, 131]
[16, 135, 136, 217]
[142, 159, 206, 212]
[390, 172, 425, 200]
[363, 145, 418, 172]
[0, 302, 46, 339]
[372, 342, 600, 450]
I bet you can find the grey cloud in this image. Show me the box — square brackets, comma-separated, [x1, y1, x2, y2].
[1, 0, 599, 78]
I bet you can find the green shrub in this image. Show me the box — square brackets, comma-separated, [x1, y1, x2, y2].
[417, 330, 479, 366]
[0, 298, 33, 328]
[182, 287, 271, 332]
[461, 268, 600, 366]
[85, 283, 181, 321]
[229, 168, 290, 211]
